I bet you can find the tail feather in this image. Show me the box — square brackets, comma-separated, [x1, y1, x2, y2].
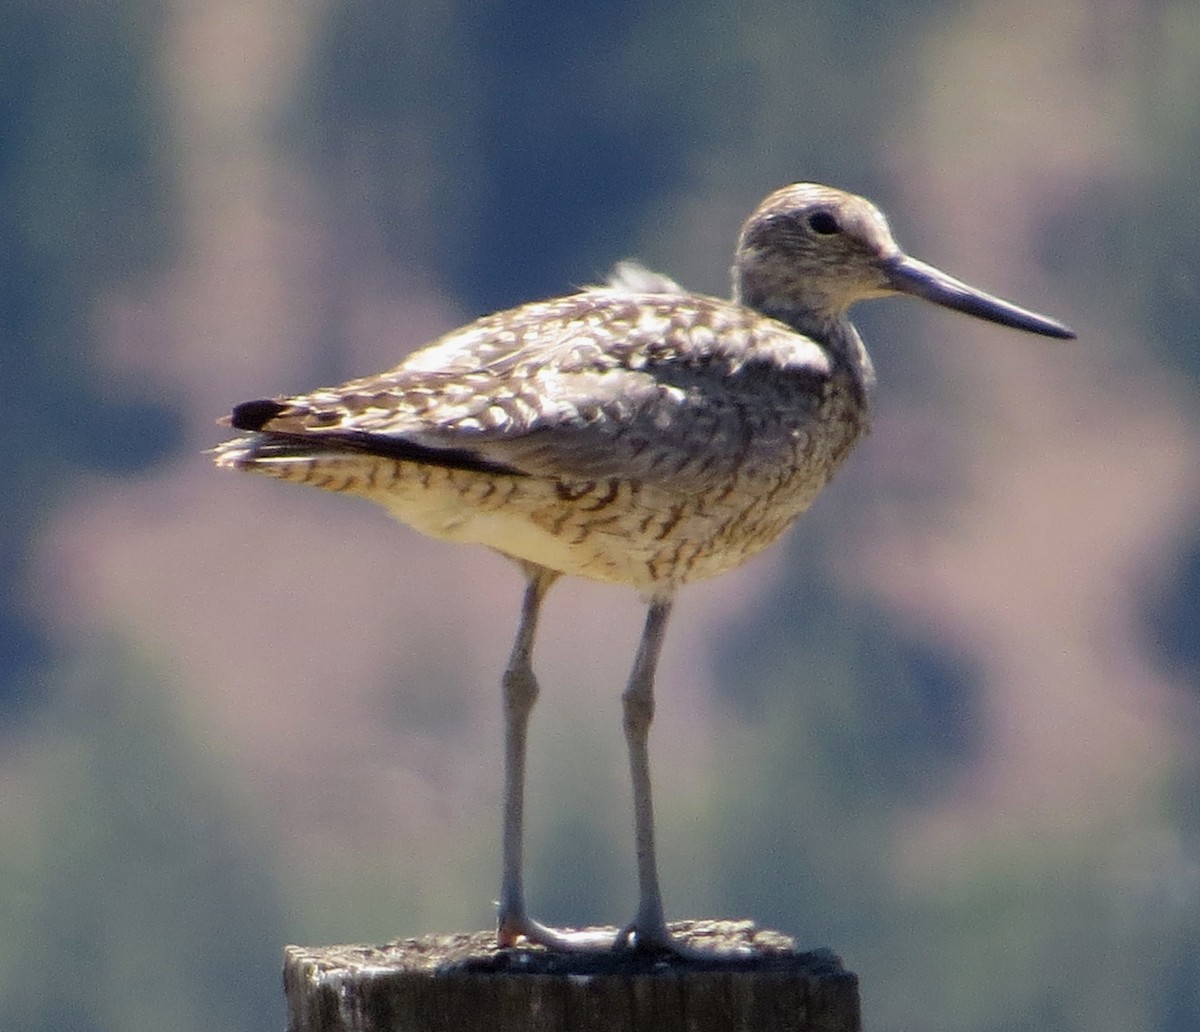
[212, 425, 527, 478]
[228, 398, 289, 431]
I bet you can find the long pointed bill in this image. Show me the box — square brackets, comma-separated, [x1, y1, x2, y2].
[882, 254, 1076, 340]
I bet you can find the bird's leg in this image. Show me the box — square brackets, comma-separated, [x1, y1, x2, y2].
[610, 598, 755, 959]
[496, 583, 744, 956]
[613, 597, 677, 952]
[495, 565, 610, 950]
[496, 566, 554, 944]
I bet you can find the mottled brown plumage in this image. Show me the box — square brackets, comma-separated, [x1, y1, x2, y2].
[215, 183, 1073, 955]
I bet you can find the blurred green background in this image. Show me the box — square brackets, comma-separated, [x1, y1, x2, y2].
[3, 1, 1199, 1030]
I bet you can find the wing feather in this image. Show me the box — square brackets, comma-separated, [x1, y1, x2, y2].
[226, 288, 834, 489]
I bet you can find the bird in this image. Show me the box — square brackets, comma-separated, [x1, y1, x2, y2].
[214, 183, 1074, 955]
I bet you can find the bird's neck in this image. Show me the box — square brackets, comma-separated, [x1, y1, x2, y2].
[741, 292, 876, 393]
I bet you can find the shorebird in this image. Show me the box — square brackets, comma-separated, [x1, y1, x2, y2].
[214, 183, 1074, 954]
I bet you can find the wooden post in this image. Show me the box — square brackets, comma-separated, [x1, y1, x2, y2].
[284, 920, 860, 1032]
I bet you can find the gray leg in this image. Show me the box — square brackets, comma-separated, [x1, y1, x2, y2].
[495, 566, 610, 950]
[495, 567, 552, 943]
[614, 597, 676, 951]
[496, 580, 733, 955]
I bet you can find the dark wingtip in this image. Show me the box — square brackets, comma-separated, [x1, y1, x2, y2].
[230, 398, 288, 431]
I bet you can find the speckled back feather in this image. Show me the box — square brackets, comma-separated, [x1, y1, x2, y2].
[221, 287, 849, 492]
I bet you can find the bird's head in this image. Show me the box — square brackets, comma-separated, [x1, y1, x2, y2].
[732, 183, 1074, 340]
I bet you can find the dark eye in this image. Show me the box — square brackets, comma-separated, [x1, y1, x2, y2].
[808, 210, 840, 235]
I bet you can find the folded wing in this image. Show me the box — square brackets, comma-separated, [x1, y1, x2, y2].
[223, 287, 834, 491]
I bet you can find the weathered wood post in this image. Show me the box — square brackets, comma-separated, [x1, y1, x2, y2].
[284, 920, 860, 1032]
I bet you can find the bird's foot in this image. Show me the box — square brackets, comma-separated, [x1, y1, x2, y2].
[498, 911, 760, 959]
[611, 916, 757, 960]
[496, 913, 616, 952]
